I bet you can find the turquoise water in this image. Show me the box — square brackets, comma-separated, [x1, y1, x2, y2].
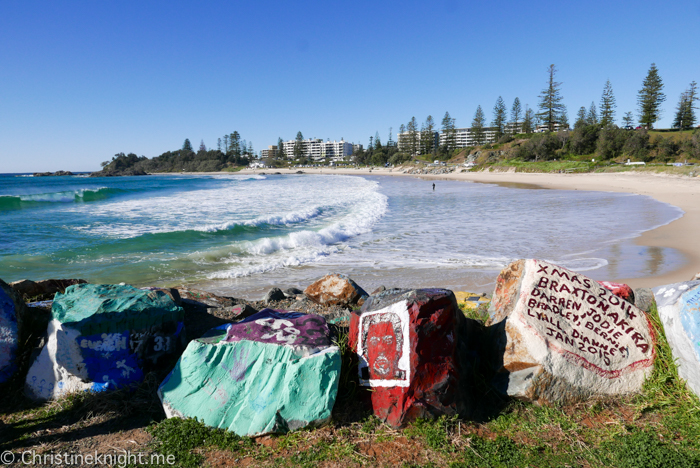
[0, 173, 684, 298]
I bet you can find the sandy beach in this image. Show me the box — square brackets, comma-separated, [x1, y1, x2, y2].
[237, 166, 700, 289]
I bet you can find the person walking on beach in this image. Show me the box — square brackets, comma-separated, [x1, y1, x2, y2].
[432, 183, 435, 191]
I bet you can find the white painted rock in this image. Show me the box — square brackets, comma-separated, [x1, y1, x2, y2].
[652, 281, 700, 397]
[487, 259, 655, 404]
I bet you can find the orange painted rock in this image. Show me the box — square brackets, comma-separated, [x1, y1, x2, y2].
[304, 274, 368, 307]
[487, 259, 655, 404]
[349, 288, 476, 428]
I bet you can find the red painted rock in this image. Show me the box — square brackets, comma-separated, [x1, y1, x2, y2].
[598, 281, 635, 304]
[305, 274, 368, 307]
[487, 260, 655, 405]
[349, 288, 474, 428]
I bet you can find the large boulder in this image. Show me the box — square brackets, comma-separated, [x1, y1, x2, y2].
[25, 284, 185, 400]
[158, 309, 340, 437]
[304, 274, 368, 307]
[349, 289, 477, 428]
[1, 279, 28, 384]
[487, 259, 655, 405]
[653, 281, 700, 397]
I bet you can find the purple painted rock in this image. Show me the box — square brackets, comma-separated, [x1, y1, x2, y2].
[1, 279, 28, 384]
[487, 259, 655, 405]
[349, 289, 476, 428]
[305, 274, 368, 307]
[158, 309, 340, 436]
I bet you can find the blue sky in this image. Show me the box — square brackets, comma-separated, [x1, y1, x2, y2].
[1, 0, 699, 172]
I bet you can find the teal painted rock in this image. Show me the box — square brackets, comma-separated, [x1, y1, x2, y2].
[1, 279, 27, 384]
[158, 309, 341, 437]
[25, 284, 185, 400]
[653, 281, 700, 397]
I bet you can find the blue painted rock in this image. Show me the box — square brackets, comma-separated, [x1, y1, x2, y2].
[304, 274, 368, 307]
[158, 309, 341, 437]
[1, 279, 28, 384]
[349, 288, 475, 428]
[487, 260, 655, 404]
[25, 283, 185, 400]
[653, 281, 700, 397]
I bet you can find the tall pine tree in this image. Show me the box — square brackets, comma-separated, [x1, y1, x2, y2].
[537, 64, 564, 132]
[510, 97, 522, 134]
[600, 80, 617, 126]
[471, 105, 486, 145]
[637, 63, 666, 129]
[491, 96, 507, 139]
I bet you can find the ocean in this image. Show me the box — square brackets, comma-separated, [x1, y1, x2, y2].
[0, 172, 684, 299]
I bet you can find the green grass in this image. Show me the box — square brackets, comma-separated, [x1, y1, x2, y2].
[4, 302, 700, 467]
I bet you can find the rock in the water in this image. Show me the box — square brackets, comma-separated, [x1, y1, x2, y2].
[1, 279, 28, 384]
[487, 259, 655, 405]
[349, 288, 476, 428]
[633, 287, 655, 312]
[371, 286, 386, 295]
[653, 281, 700, 397]
[25, 284, 185, 400]
[305, 274, 368, 307]
[264, 287, 286, 304]
[158, 309, 340, 437]
[598, 281, 635, 304]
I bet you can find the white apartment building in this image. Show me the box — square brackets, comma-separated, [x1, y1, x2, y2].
[438, 127, 499, 148]
[396, 131, 440, 155]
[280, 138, 353, 161]
[260, 145, 277, 159]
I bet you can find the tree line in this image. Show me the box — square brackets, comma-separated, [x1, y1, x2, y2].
[97, 133, 253, 174]
[358, 63, 697, 166]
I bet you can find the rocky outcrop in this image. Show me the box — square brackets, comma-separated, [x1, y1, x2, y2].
[32, 171, 74, 177]
[25, 284, 185, 400]
[653, 281, 700, 397]
[158, 309, 340, 436]
[349, 288, 478, 428]
[304, 274, 368, 307]
[89, 168, 147, 177]
[487, 259, 655, 405]
[10, 278, 87, 301]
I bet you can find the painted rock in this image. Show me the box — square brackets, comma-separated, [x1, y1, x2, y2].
[1, 279, 28, 384]
[487, 259, 655, 404]
[304, 274, 368, 307]
[25, 284, 185, 400]
[598, 281, 635, 304]
[158, 309, 340, 437]
[653, 281, 700, 397]
[349, 288, 474, 428]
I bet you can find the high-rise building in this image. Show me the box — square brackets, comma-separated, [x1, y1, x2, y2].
[279, 138, 353, 161]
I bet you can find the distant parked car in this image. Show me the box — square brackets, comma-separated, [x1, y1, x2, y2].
[624, 125, 634, 130]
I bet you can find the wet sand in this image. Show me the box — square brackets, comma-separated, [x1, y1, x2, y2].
[237, 167, 700, 289]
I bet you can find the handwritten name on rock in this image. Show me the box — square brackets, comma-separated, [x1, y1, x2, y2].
[519, 261, 653, 376]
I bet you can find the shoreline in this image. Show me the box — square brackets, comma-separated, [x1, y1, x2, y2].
[232, 166, 700, 289]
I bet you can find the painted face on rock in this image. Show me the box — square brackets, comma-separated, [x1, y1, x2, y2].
[367, 321, 400, 380]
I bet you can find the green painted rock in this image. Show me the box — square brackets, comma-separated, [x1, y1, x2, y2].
[158, 309, 341, 436]
[25, 284, 185, 400]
